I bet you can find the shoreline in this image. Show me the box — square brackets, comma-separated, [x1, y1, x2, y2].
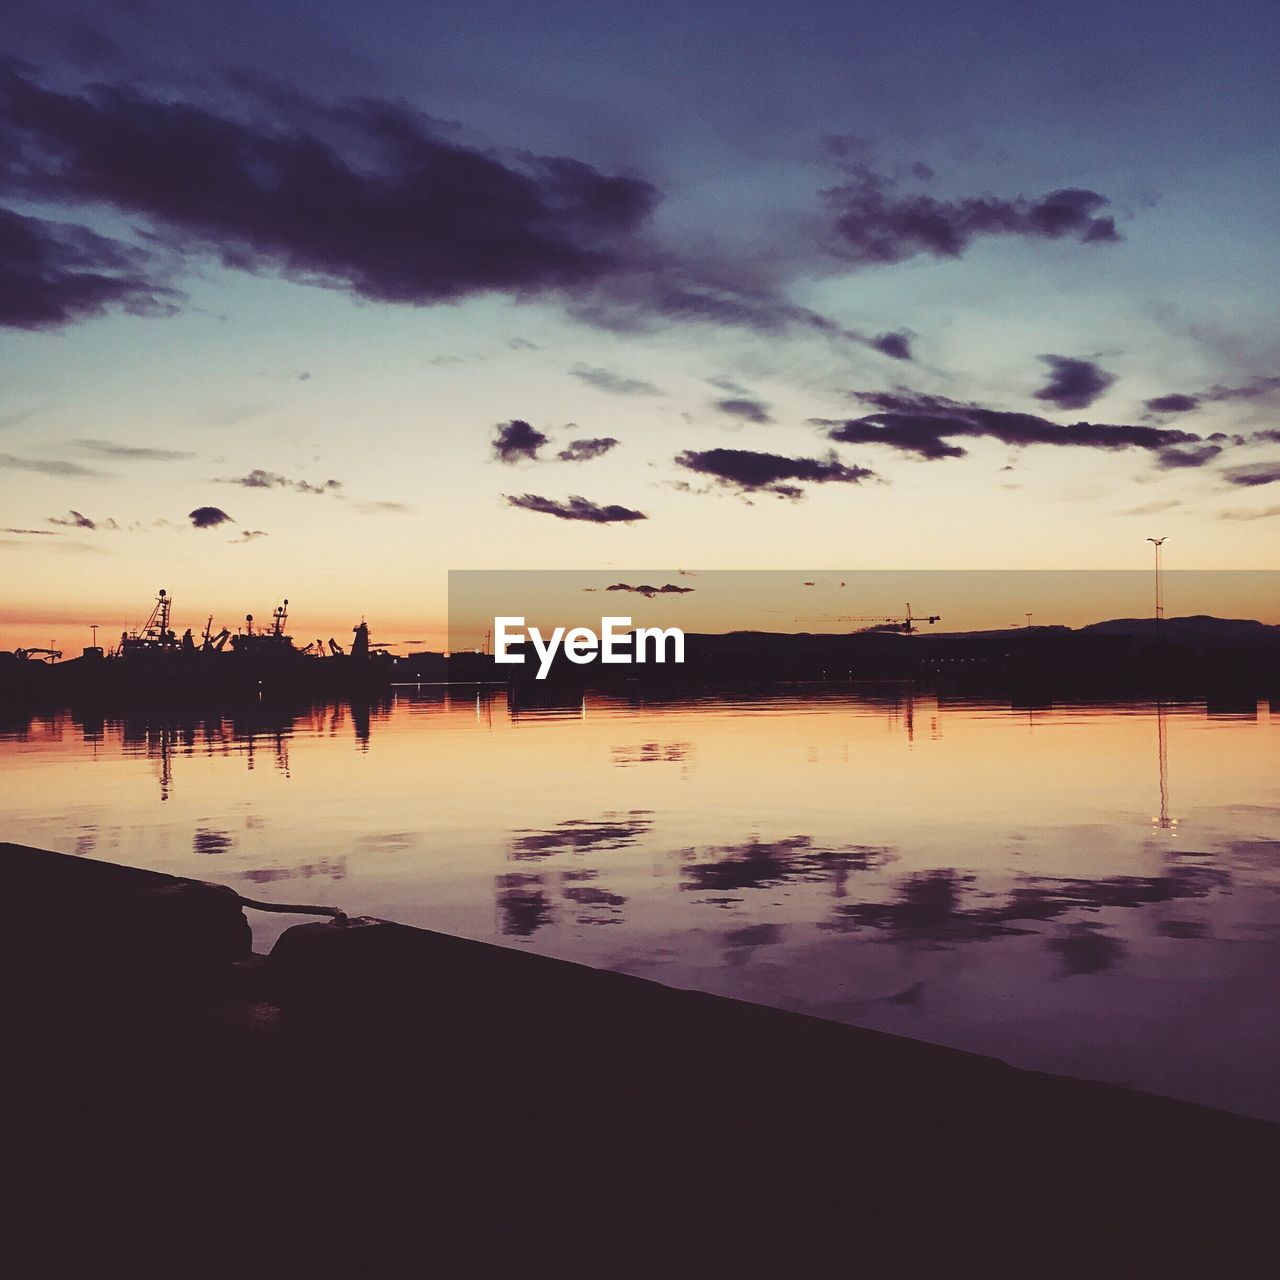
[2, 839, 1275, 1274]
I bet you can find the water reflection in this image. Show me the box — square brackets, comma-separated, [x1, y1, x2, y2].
[822, 860, 1231, 943]
[679, 836, 892, 895]
[192, 827, 235, 856]
[612, 742, 692, 766]
[495, 872, 555, 937]
[2, 687, 1277, 1119]
[0, 696, 392, 800]
[510, 811, 654, 859]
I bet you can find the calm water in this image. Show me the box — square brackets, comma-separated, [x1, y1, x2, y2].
[3, 686, 1278, 1120]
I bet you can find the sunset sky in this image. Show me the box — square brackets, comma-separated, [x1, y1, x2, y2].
[2, 1, 1278, 651]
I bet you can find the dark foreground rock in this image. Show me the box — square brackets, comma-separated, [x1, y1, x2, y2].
[1, 841, 1275, 1276]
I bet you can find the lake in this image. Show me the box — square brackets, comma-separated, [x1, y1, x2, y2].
[3, 685, 1277, 1120]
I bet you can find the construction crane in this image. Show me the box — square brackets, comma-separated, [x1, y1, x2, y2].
[798, 603, 940, 635]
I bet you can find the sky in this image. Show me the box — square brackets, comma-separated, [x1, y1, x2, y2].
[1, 0, 1278, 651]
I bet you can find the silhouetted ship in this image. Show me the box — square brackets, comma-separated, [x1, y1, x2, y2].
[1, 588, 394, 704]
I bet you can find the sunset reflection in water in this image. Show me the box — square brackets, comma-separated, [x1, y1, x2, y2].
[3, 686, 1277, 1120]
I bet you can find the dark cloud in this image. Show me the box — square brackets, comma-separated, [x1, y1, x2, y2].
[557, 437, 619, 462]
[1033, 355, 1116, 411]
[0, 451, 104, 476]
[1, 68, 657, 312]
[821, 414, 967, 460]
[605, 583, 694, 597]
[2, 527, 60, 535]
[1223, 464, 1280, 487]
[0, 205, 177, 330]
[569, 364, 663, 396]
[221, 468, 342, 495]
[826, 390, 1207, 463]
[870, 330, 913, 360]
[824, 164, 1119, 266]
[675, 448, 878, 498]
[505, 493, 647, 522]
[0, 69, 929, 350]
[188, 505, 233, 528]
[713, 397, 773, 425]
[1145, 393, 1200, 415]
[229, 528, 268, 542]
[74, 438, 193, 461]
[492, 419, 549, 463]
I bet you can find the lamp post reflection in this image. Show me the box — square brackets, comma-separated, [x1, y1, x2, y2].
[1153, 700, 1178, 832]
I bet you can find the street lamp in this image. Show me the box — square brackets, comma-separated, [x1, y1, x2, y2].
[1146, 537, 1166, 636]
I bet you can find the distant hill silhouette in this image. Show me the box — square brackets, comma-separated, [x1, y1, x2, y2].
[1078, 615, 1280, 647]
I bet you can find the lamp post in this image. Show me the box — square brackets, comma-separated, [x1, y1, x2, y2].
[1146, 536, 1166, 637]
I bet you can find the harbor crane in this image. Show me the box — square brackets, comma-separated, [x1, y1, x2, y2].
[14, 647, 62, 662]
[200, 615, 231, 652]
[798, 603, 940, 635]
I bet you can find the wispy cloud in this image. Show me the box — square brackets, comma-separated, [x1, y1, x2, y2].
[220, 468, 342, 495]
[557, 437, 619, 462]
[713, 397, 773, 425]
[570, 364, 664, 397]
[1219, 505, 1280, 520]
[1223, 464, 1280, 488]
[48, 509, 117, 530]
[353, 499, 414, 514]
[1144, 375, 1280, 416]
[74, 438, 193, 461]
[0, 452, 104, 476]
[505, 493, 647, 523]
